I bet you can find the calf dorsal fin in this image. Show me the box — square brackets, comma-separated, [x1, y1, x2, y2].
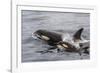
[73, 28, 84, 42]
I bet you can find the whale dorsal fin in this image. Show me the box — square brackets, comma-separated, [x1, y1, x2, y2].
[73, 28, 84, 42]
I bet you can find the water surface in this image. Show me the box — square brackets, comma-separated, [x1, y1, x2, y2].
[21, 10, 90, 62]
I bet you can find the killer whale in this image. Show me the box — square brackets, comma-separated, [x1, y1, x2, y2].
[32, 28, 89, 55]
[33, 29, 62, 46]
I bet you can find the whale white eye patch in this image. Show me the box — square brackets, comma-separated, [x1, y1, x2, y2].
[57, 45, 64, 49]
[41, 35, 50, 40]
[62, 44, 68, 48]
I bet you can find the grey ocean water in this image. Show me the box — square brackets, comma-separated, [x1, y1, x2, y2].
[21, 10, 90, 62]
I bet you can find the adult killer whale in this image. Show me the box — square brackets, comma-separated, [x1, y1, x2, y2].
[32, 28, 90, 55]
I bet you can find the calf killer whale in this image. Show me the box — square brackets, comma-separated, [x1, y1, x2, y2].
[32, 28, 89, 55]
